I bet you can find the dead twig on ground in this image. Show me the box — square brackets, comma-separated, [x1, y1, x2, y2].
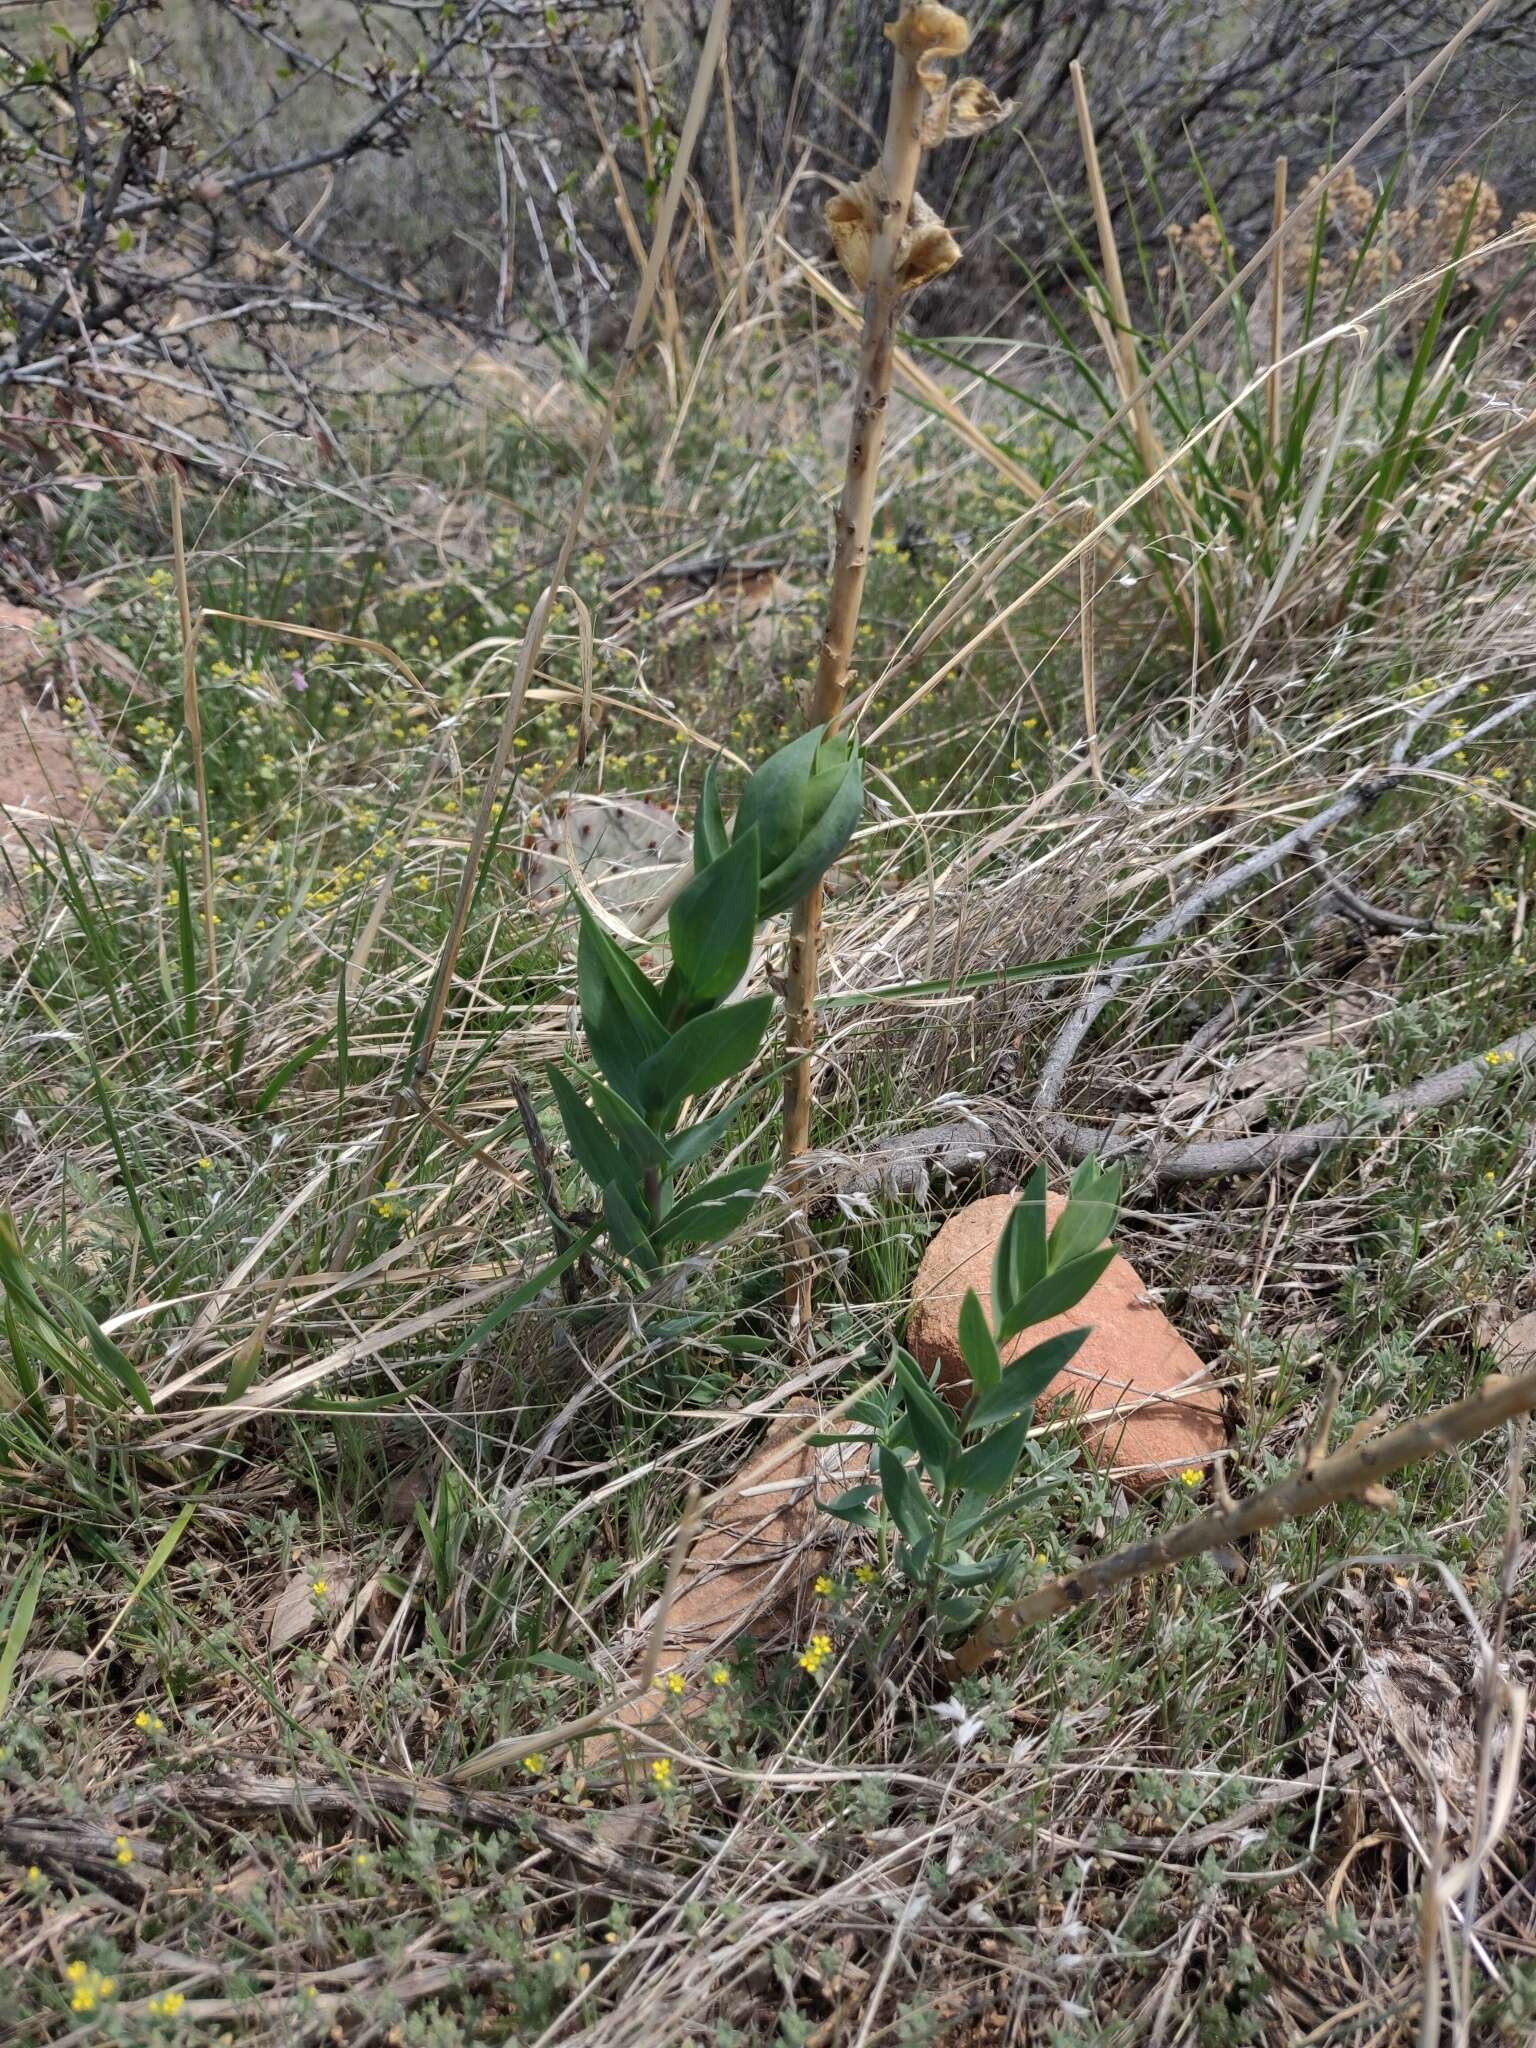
[954, 1363, 1536, 1672]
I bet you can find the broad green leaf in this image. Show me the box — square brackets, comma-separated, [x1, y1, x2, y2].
[938, 1594, 983, 1630]
[891, 1344, 959, 1491]
[694, 761, 729, 869]
[651, 1161, 771, 1249]
[957, 1288, 1002, 1393]
[949, 1414, 1032, 1497]
[602, 1177, 657, 1270]
[936, 1553, 1007, 1587]
[758, 746, 863, 918]
[734, 725, 822, 874]
[997, 1163, 1049, 1321]
[966, 1327, 1091, 1430]
[576, 904, 666, 1102]
[665, 825, 759, 1011]
[666, 1090, 752, 1171]
[636, 994, 773, 1124]
[822, 1483, 879, 1529]
[547, 1065, 627, 1191]
[996, 1248, 1115, 1344]
[584, 1075, 671, 1170]
[1048, 1163, 1121, 1270]
[878, 1446, 930, 1548]
[800, 734, 853, 829]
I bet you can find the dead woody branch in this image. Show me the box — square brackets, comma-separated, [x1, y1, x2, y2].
[955, 1361, 1536, 1672]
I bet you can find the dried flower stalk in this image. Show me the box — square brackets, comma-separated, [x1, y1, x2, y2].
[780, 3, 1006, 1336]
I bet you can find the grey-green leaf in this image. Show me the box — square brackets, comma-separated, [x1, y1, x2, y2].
[995, 1248, 1115, 1345]
[957, 1288, 1002, 1393]
[878, 1446, 931, 1548]
[966, 1327, 1091, 1430]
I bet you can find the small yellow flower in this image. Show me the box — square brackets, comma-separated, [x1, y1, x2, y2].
[649, 1758, 674, 1788]
[64, 1960, 116, 2012]
[25, 1864, 42, 1884]
[853, 1564, 877, 1586]
[353, 1851, 370, 1869]
[134, 1709, 166, 1734]
[1179, 1467, 1202, 1488]
[148, 1991, 186, 2018]
[810, 1633, 832, 1657]
[195, 1156, 212, 1172]
[710, 1665, 730, 1686]
[310, 1578, 328, 1597]
[656, 1669, 685, 1695]
[113, 1835, 134, 1865]
[813, 1574, 835, 1597]
[522, 1753, 545, 1775]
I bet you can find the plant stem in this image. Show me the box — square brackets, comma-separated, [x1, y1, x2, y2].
[781, 3, 933, 1337]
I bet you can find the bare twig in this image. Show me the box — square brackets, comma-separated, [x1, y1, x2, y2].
[1035, 689, 1536, 1177]
[955, 1364, 1536, 1671]
[127, 1769, 677, 1901]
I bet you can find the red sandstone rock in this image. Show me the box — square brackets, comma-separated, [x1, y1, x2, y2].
[907, 1192, 1226, 1490]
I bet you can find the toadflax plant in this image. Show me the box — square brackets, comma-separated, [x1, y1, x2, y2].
[821, 1159, 1122, 1631]
[546, 726, 862, 1273]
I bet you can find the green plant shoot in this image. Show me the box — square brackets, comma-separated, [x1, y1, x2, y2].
[547, 726, 862, 1272]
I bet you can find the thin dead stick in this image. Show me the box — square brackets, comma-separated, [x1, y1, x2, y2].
[781, 3, 952, 1334]
[1035, 686, 1536, 1173]
[1267, 156, 1288, 455]
[409, 0, 731, 1103]
[719, 42, 748, 329]
[131, 1769, 677, 1901]
[449, 1488, 701, 1780]
[1071, 61, 1162, 488]
[1079, 496, 1102, 790]
[169, 477, 219, 1019]
[955, 1364, 1536, 1671]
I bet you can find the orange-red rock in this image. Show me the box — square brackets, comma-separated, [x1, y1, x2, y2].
[907, 1192, 1226, 1490]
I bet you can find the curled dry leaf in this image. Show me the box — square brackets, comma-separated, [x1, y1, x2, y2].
[825, 175, 961, 296]
[921, 76, 1014, 147]
[886, 1, 969, 84]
